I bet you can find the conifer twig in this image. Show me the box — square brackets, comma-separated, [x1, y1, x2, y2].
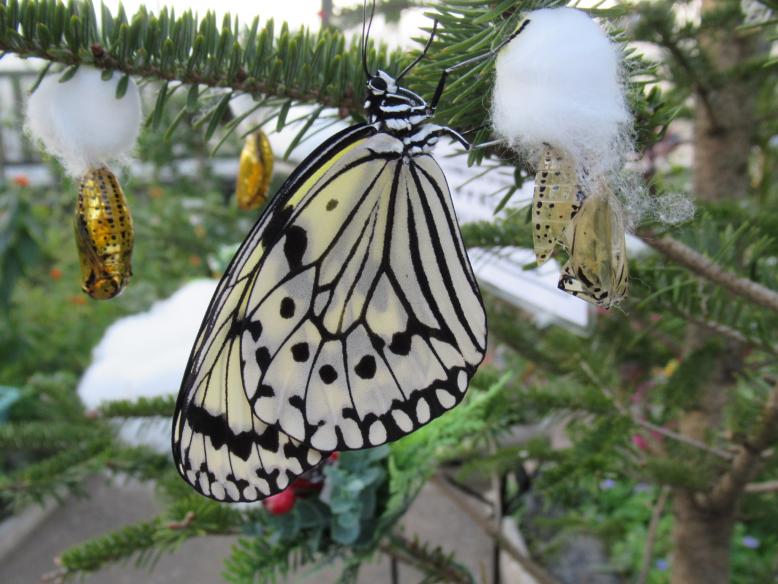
[745, 480, 778, 494]
[638, 230, 778, 315]
[706, 380, 778, 510]
[379, 533, 473, 584]
[637, 486, 670, 584]
[580, 361, 735, 461]
[430, 474, 559, 584]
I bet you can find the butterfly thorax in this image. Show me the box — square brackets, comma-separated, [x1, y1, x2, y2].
[365, 70, 443, 156]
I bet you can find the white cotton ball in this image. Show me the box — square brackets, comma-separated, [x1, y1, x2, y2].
[25, 67, 141, 177]
[492, 8, 632, 182]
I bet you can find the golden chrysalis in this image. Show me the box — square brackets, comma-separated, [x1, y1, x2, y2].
[74, 167, 134, 299]
[236, 129, 274, 211]
[557, 191, 628, 308]
[532, 144, 584, 265]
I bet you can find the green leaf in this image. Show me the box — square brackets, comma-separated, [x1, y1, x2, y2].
[115, 74, 129, 99]
[275, 99, 292, 133]
[204, 91, 233, 141]
[150, 81, 169, 129]
[58, 64, 79, 82]
[29, 61, 52, 94]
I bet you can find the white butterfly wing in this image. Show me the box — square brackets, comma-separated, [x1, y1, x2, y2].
[240, 131, 486, 451]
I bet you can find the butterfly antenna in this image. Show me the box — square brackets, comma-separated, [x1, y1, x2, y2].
[362, 0, 376, 77]
[397, 20, 438, 82]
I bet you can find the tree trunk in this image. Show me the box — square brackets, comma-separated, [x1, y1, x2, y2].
[671, 492, 735, 584]
[669, 2, 763, 581]
[692, 0, 760, 201]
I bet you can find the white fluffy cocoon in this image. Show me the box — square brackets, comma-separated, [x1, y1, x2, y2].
[25, 67, 141, 177]
[492, 8, 632, 184]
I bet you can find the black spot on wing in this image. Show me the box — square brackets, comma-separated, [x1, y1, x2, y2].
[280, 297, 296, 318]
[284, 225, 307, 270]
[291, 342, 310, 362]
[354, 355, 377, 379]
[319, 365, 338, 384]
[389, 331, 411, 355]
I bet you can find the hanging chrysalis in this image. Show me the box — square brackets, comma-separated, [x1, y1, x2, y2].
[532, 144, 584, 265]
[25, 67, 141, 299]
[236, 129, 274, 211]
[492, 8, 633, 306]
[558, 192, 628, 308]
[74, 167, 134, 299]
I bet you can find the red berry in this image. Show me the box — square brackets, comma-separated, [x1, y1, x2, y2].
[263, 489, 296, 515]
[290, 477, 323, 496]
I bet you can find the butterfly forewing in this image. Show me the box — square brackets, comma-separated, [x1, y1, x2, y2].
[237, 133, 485, 452]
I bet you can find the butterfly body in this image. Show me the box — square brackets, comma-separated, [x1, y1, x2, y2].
[173, 65, 486, 501]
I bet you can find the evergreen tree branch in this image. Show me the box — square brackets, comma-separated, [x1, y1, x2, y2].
[706, 380, 778, 510]
[581, 362, 735, 461]
[56, 496, 243, 580]
[639, 229, 778, 315]
[744, 480, 778, 494]
[97, 395, 176, 418]
[379, 533, 475, 584]
[430, 474, 559, 584]
[637, 486, 669, 584]
[675, 308, 778, 357]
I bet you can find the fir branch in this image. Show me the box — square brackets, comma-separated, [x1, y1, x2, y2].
[97, 395, 176, 418]
[581, 362, 735, 462]
[706, 380, 778, 510]
[637, 486, 669, 584]
[57, 496, 243, 580]
[744, 480, 778, 494]
[675, 308, 778, 357]
[0, 420, 106, 451]
[430, 474, 559, 584]
[0, 0, 661, 156]
[380, 533, 475, 584]
[639, 229, 778, 315]
[0, 438, 109, 509]
[460, 216, 531, 249]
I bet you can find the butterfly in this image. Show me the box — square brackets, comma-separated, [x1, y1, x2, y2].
[172, 15, 528, 502]
[557, 190, 629, 308]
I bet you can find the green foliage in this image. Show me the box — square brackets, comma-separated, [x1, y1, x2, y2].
[98, 395, 176, 418]
[324, 447, 389, 545]
[59, 493, 243, 577]
[0, 181, 47, 309]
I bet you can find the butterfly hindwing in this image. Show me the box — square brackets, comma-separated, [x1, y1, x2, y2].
[238, 132, 486, 452]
